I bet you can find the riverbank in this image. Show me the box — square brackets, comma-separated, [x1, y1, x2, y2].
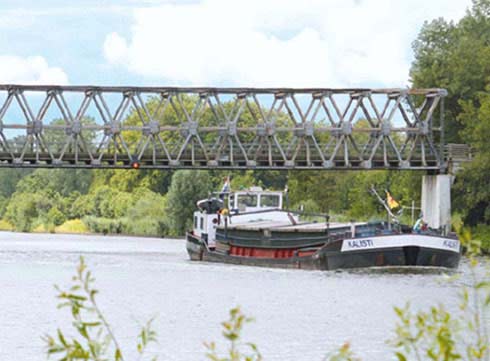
[0, 221, 187, 240]
[1, 216, 489, 254]
[0, 217, 168, 238]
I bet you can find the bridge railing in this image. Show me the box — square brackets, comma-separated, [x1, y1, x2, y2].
[445, 143, 472, 173]
[445, 143, 472, 162]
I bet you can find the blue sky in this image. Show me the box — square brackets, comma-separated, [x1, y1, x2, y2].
[0, 0, 472, 88]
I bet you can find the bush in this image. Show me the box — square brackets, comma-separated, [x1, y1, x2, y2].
[472, 224, 490, 253]
[47, 206, 66, 227]
[165, 170, 212, 236]
[55, 219, 89, 234]
[82, 216, 123, 235]
[0, 219, 13, 231]
[121, 218, 166, 237]
[292, 199, 322, 213]
[4, 192, 41, 232]
[32, 224, 48, 233]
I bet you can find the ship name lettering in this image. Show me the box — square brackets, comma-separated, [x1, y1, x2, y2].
[443, 240, 458, 249]
[348, 239, 374, 248]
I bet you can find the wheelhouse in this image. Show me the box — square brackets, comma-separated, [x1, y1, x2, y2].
[228, 187, 283, 213]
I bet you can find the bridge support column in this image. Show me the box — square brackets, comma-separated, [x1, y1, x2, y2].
[421, 175, 452, 235]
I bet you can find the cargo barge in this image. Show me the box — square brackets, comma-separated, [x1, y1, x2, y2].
[186, 187, 460, 271]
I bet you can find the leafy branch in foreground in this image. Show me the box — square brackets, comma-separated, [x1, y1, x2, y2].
[205, 307, 262, 361]
[45, 233, 489, 361]
[323, 342, 360, 361]
[44, 256, 157, 361]
[389, 229, 490, 361]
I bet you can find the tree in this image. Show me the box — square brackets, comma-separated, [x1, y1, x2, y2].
[411, 0, 490, 228]
[410, 18, 459, 141]
[454, 87, 490, 226]
[165, 170, 212, 235]
[4, 192, 43, 232]
[0, 169, 31, 198]
[411, 1, 490, 143]
[14, 169, 92, 197]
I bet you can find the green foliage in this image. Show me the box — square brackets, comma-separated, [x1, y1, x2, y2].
[165, 170, 212, 235]
[391, 303, 461, 361]
[123, 191, 167, 236]
[85, 186, 134, 219]
[288, 171, 355, 214]
[205, 307, 262, 361]
[0, 194, 8, 218]
[323, 343, 359, 361]
[410, 0, 490, 143]
[45, 256, 157, 361]
[390, 269, 490, 361]
[0, 169, 169, 236]
[15, 169, 92, 197]
[454, 86, 490, 226]
[287, 170, 422, 220]
[0, 169, 31, 197]
[47, 207, 66, 227]
[472, 224, 490, 252]
[4, 192, 43, 232]
[0, 219, 14, 231]
[82, 216, 124, 235]
[229, 171, 260, 190]
[411, 0, 490, 228]
[55, 219, 90, 234]
[390, 227, 490, 361]
[292, 198, 321, 214]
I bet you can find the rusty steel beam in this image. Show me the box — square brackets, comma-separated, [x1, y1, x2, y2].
[0, 85, 447, 170]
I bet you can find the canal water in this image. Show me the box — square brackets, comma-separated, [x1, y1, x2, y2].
[0, 232, 475, 360]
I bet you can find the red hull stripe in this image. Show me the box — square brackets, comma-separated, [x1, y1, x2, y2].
[229, 246, 316, 258]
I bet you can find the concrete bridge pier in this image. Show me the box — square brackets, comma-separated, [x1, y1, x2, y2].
[421, 175, 452, 235]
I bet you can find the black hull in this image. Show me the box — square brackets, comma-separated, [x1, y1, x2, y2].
[186, 233, 461, 271]
[323, 247, 460, 270]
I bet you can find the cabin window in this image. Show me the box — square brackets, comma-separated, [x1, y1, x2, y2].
[237, 194, 257, 209]
[260, 194, 280, 208]
[194, 216, 198, 228]
[200, 217, 204, 230]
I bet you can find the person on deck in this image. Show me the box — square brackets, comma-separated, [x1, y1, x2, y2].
[413, 214, 427, 233]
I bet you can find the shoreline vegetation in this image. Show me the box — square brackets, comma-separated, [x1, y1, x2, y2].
[1, 212, 489, 255]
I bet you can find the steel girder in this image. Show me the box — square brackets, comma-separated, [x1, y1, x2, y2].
[0, 85, 446, 170]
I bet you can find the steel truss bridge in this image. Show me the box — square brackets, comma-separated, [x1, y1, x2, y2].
[0, 85, 447, 170]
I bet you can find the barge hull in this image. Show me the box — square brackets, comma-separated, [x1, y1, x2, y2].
[186, 233, 460, 271]
[324, 247, 460, 270]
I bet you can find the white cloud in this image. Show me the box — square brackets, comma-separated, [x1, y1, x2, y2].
[103, 0, 471, 87]
[0, 55, 68, 84]
[104, 32, 129, 64]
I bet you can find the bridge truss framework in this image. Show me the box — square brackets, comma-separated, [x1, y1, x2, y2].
[0, 85, 446, 171]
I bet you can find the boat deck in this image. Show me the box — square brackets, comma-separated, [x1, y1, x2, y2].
[222, 220, 367, 232]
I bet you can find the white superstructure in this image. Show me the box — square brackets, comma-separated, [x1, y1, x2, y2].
[192, 187, 298, 248]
